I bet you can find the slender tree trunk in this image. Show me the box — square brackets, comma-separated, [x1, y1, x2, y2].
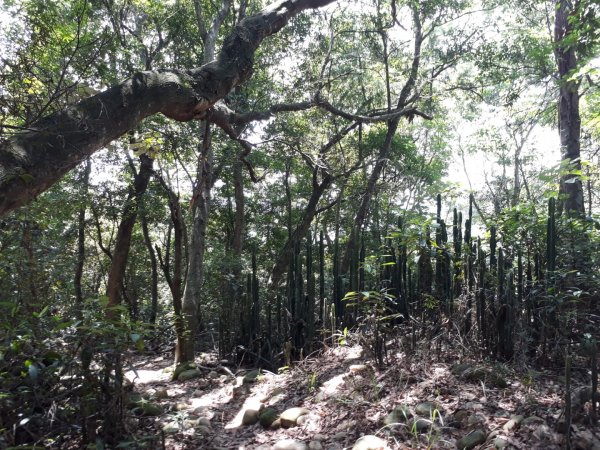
[105, 155, 154, 317]
[101, 154, 153, 445]
[157, 177, 188, 363]
[179, 123, 213, 363]
[141, 213, 159, 324]
[270, 172, 333, 288]
[555, 0, 585, 215]
[74, 160, 91, 319]
[341, 7, 423, 273]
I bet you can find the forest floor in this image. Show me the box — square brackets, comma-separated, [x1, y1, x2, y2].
[121, 335, 600, 450]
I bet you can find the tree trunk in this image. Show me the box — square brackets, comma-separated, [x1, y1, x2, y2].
[74, 160, 91, 319]
[270, 172, 333, 288]
[179, 123, 213, 363]
[105, 155, 154, 317]
[555, 0, 585, 215]
[141, 212, 159, 324]
[341, 7, 423, 273]
[0, 0, 335, 218]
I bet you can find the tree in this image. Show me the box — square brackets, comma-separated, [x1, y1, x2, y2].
[555, 0, 585, 214]
[0, 0, 337, 217]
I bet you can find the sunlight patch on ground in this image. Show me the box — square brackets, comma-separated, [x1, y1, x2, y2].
[318, 372, 347, 398]
[124, 368, 170, 384]
[331, 344, 364, 360]
[225, 395, 264, 429]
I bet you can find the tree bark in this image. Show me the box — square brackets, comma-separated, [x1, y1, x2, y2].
[74, 159, 92, 319]
[341, 6, 423, 274]
[141, 212, 159, 324]
[0, 0, 336, 217]
[105, 155, 154, 318]
[555, 0, 585, 215]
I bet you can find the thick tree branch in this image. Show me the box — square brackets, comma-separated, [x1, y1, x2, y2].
[0, 0, 336, 217]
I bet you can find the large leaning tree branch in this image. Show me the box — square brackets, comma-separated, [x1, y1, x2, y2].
[0, 0, 337, 217]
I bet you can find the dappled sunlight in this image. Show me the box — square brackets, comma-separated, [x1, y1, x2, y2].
[124, 368, 170, 385]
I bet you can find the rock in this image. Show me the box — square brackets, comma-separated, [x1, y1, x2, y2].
[197, 424, 211, 434]
[467, 413, 485, 426]
[409, 418, 433, 432]
[415, 401, 440, 416]
[162, 422, 179, 434]
[349, 364, 371, 373]
[456, 430, 486, 450]
[173, 361, 196, 380]
[280, 407, 310, 428]
[312, 434, 327, 441]
[493, 436, 510, 449]
[352, 435, 390, 450]
[308, 441, 323, 450]
[243, 369, 261, 384]
[462, 367, 508, 388]
[335, 419, 357, 431]
[533, 424, 552, 441]
[272, 439, 308, 450]
[178, 369, 202, 382]
[232, 383, 250, 397]
[333, 431, 348, 440]
[270, 418, 282, 430]
[191, 405, 212, 418]
[197, 417, 211, 428]
[175, 402, 189, 411]
[154, 388, 169, 399]
[208, 370, 219, 378]
[451, 363, 473, 376]
[137, 402, 163, 416]
[521, 416, 544, 426]
[242, 408, 260, 426]
[384, 405, 411, 425]
[259, 407, 278, 427]
[502, 415, 523, 432]
[453, 409, 470, 424]
[126, 392, 143, 408]
[196, 378, 210, 389]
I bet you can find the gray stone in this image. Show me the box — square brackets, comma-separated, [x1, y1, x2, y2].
[522, 416, 545, 426]
[502, 415, 523, 432]
[280, 407, 310, 428]
[197, 425, 211, 435]
[197, 417, 211, 428]
[243, 369, 261, 384]
[494, 436, 510, 449]
[308, 441, 323, 450]
[384, 405, 410, 425]
[242, 409, 260, 426]
[456, 430, 487, 450]
[173, 362, 196, 380]
[178, 369, 202, 382]
[137, 402, 163, 416]
[153, 388, 169, 399]
[272, 439, 308, 450]
[415, 401, 440, 416]
[259, 407, 278, 428]
[352, 435, 390, 450]
[208, 370, 219, 378]
[409, 418, 434, 432]
[533, 424, 552, 441]
[162, 421, 179, 434]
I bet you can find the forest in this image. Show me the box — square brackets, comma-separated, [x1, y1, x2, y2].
[0, 0, 599, 448]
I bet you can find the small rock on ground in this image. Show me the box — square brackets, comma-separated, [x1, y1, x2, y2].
[352, 435, 390, 450]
